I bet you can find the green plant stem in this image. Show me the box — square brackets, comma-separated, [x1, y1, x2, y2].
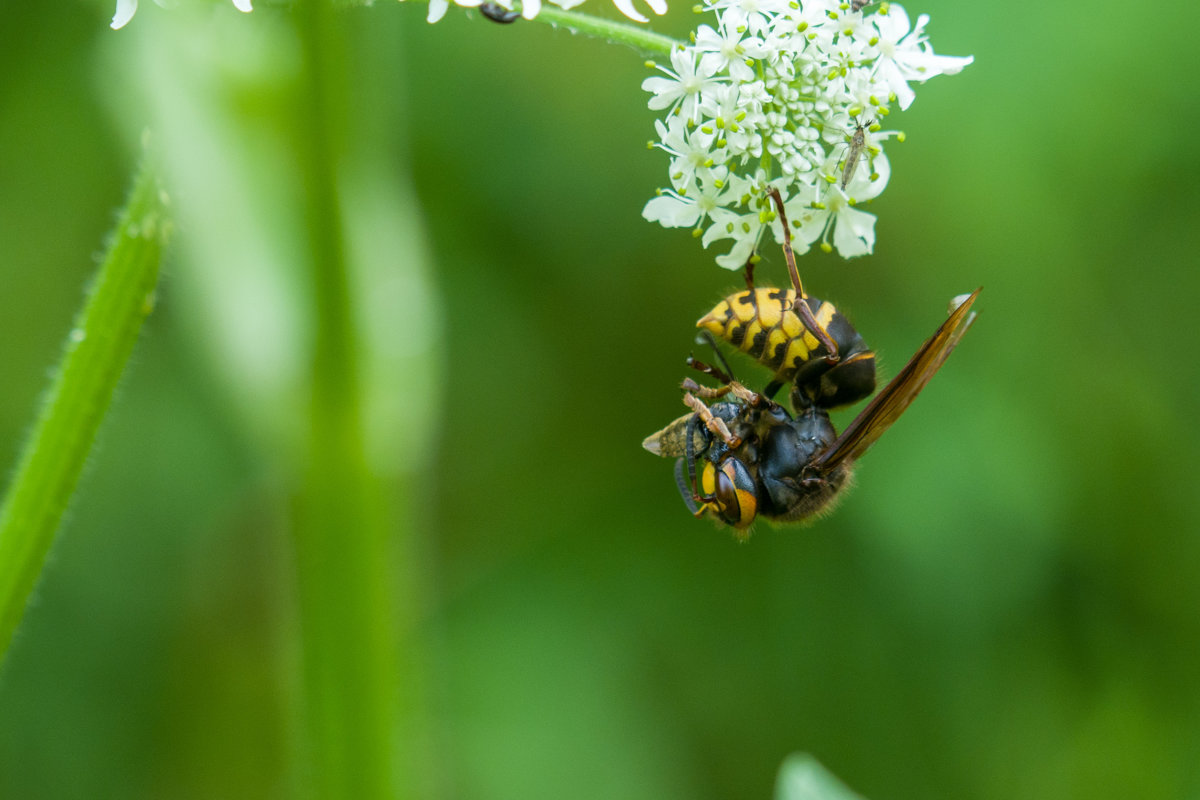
[397, 0, 681, 54]
[531, 6, 680, 55]
[291, 1, 400, 797]
[0, 158, 167, 664]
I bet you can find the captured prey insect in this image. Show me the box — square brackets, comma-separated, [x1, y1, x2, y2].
[643, 188, 980, 534]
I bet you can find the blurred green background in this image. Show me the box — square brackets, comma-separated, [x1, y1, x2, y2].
[2, 0, 1199, 798]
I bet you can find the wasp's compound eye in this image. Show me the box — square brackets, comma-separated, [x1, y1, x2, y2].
[712, 459, 757, 529]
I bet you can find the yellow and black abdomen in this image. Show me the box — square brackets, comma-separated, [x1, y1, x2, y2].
[697, 288, 877, 411]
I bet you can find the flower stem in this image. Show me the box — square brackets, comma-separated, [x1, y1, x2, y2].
[290, 0, 402, 796]
[531, 6, 681, 55]
[0, 156, 167, 664]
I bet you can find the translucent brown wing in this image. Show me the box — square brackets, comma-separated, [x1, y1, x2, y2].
[815, 287, 981, 471]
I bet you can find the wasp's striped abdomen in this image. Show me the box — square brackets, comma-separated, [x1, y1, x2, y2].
[697, 288, 837, 378]
[697, 288, 877, 410]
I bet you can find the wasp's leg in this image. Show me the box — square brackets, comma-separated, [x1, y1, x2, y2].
[687, 355, 735, 386]
[681, 377, 732, 399]
[725, 381, 772, 408]
[765, 187, 840, 362]
[787, 350, 877, 410]
[811, 350, 876, 408]
[682, 390, 743, 449]
[683, 378, 776, 412]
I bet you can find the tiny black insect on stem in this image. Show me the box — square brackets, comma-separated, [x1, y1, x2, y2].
[480, 2, 521, 23]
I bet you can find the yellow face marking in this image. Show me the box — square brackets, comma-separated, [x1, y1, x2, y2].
[802, 330, 820, 351]
[700, 462, 717, 495]
[734, 487, 757, 527]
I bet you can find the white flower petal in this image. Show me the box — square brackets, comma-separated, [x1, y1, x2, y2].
[832, 204, 876, 257]
[426, 0, 450, 22]
[643, 195, 702, 228]
[714, 238, 755, 269]
[231, 0, 252, 11]
[111, 0, 137, 29]
[521, 0, 542, 20]
[613, 0, 649, 23]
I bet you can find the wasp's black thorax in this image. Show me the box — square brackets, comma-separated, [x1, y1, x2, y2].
[755, 408, 848, 520]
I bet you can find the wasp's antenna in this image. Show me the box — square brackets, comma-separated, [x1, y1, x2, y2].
[700, 329, 737, 383]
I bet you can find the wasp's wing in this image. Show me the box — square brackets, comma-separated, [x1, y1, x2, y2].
[815, 288, 981, 471]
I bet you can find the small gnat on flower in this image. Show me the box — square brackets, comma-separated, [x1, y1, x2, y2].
[419, 0, 667, 24]
[840, 118, 873, 190]
[111, 0, 252, 29]
[642, 0, 972, 266]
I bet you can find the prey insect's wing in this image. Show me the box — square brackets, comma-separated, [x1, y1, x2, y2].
[815, 288, 981, 471]
[643, 412, 693, 457]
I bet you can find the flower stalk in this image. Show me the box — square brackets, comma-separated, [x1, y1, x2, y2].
[0, 156, 168, 663]
[288, 0, 404, 796]
[533, 6, 679, 54]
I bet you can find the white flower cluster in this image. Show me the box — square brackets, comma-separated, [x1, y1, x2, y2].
[642, 0, 972, 267]
[111, 0, 252, 29]
[423, 0, 667, 24]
